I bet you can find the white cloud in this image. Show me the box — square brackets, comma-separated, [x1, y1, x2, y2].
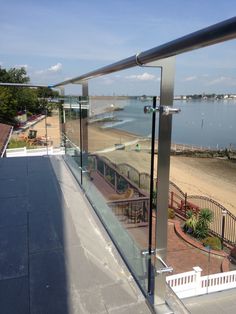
[49, 63, 62, 72]
[184, 76, 197, 81]
[125, 72, 156, 81]
[207, 76, 229, 85]
[35, 63, 62, 75]
[202, 75, 236, 87]
[14, 64, 28, 69]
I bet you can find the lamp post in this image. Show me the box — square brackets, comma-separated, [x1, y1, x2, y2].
[221, 209, 227, 250]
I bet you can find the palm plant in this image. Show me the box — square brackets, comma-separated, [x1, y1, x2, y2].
[183, 210, 198, 234]
[194, 208, 213, 239]
[198, 208, 214, 223]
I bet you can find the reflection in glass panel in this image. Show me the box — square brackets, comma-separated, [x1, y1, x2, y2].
[62, 96, 83, 184]
[81, 96, 154, 294]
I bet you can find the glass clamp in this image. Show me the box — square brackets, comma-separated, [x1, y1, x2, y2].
[78, 166, 89, 173]
[141, 248, 156, 256]
[144, 105, 181, 115]
[156, 256, 173, 274]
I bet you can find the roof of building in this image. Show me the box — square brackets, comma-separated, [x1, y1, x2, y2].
[0, 123, 13, 157]
[0, 156, 151, 313]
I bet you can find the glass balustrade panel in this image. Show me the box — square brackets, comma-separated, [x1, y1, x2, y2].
[63, 96, 82, 184]
[81, 95, 154, 294]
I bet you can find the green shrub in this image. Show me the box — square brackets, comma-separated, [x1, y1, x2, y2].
[168, 208, 175, 219]
[202, 236, 221, 250]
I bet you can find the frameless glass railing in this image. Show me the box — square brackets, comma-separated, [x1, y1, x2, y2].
[61, 94, 236, 311]
[63, 95, 155, 294]
[62, 96, 83, 184]
[57, 20, 236, 310]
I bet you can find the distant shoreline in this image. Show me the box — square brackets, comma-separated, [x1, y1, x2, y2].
[89, 95, 236, 101]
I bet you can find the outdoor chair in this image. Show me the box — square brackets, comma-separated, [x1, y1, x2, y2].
[25, 129, 38, 145]
[127, 208, 143, 224]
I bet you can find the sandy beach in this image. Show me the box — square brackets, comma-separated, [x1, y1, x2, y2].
[170, 156, 236, 215]
[86, 124, 236, 216]
[27, 115, 236, 216]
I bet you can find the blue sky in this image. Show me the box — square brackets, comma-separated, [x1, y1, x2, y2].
[0, 0, 235, 95]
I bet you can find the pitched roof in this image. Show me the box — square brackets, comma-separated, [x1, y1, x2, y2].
[0, 123, 13, 157]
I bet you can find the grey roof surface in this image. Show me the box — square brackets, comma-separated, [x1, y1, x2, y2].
[184, 288, 236, 314]
[0, 156, 152, 314]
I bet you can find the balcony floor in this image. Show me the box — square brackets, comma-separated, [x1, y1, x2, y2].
[0, 156, 151, 314]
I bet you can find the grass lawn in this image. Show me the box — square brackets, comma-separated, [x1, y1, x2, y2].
[8, 139, 34, 149]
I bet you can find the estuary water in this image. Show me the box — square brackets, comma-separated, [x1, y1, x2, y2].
[98, 98, 236, 149]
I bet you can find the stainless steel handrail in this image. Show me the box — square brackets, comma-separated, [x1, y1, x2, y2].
[53, 17, 236, 87]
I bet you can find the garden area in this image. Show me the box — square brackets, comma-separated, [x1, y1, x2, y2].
[182, 208, 222, 251]
[8, 138, 35, 149]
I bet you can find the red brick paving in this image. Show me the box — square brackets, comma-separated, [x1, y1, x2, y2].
[126, 219, 224, 276]
[167, 221, 223, 275]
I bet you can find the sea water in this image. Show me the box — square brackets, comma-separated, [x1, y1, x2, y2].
[98, 98, 236, 150]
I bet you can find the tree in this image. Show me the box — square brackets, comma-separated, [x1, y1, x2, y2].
[37, 87, 59, 99]
[0, 67, 60, 125]
[0, 67, 30, 84]
[0, 67, 38, 124]
[0, 87, 18, 124]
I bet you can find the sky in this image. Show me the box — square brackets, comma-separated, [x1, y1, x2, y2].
[0, 0, 235, 95]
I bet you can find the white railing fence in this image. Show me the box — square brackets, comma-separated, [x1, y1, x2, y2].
[167, 267, 236, 299]
[6, 147, 65, 157]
